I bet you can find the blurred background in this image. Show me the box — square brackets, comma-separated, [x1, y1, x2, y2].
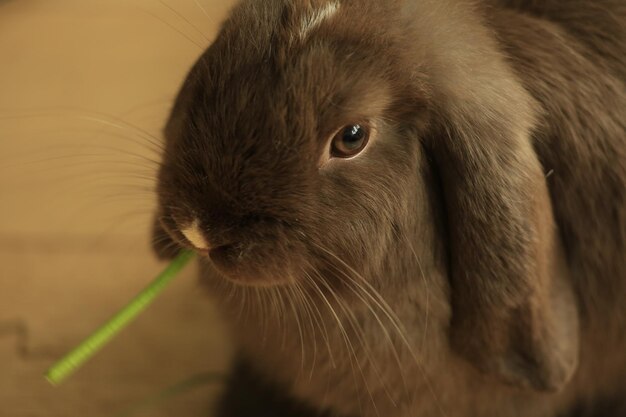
[0, 1, 236, 415]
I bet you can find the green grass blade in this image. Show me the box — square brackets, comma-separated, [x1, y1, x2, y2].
[45, 250, 196, 386]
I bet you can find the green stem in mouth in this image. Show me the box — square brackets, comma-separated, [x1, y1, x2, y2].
[45, 250, 196, 386]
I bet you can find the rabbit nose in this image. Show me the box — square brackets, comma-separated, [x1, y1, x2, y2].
[180, 219, 210, 253]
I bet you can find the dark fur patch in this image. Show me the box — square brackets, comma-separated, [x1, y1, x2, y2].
[215, 357, 332, 417]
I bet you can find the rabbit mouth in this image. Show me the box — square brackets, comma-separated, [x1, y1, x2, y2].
[207, 244, 300, 288]
[172, 226, 298, 286]
[158, 208, 307, 286]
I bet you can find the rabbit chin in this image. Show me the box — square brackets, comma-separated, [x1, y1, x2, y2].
[208, 255, 298, 288]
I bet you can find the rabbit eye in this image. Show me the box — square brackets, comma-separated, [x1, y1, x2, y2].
[331, 124, 370, 158]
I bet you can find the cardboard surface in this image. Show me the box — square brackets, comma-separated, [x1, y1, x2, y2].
[0, 1, 235, 415]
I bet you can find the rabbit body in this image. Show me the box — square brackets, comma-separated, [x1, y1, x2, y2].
[154, 1, 626, 416]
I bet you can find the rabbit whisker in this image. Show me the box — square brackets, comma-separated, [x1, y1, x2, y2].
[304, 267, 368, 417]
[139, 8, 205, 50]
[309, 241, 449, 417]
[158, 0, 210, 42]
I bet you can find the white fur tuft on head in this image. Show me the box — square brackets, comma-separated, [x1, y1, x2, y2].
[299, 1, 340, 40]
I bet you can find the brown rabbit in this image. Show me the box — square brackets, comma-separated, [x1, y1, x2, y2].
[152, 0, 626, 416]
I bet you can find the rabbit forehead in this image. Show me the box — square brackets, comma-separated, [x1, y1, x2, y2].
[179, 28, 397, 153]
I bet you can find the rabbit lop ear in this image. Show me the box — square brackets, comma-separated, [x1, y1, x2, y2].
[430, 72, 580, 391]
[151, 214, 180, 260]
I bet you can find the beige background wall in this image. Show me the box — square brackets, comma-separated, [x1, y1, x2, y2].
[0, 1, 235, 416]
